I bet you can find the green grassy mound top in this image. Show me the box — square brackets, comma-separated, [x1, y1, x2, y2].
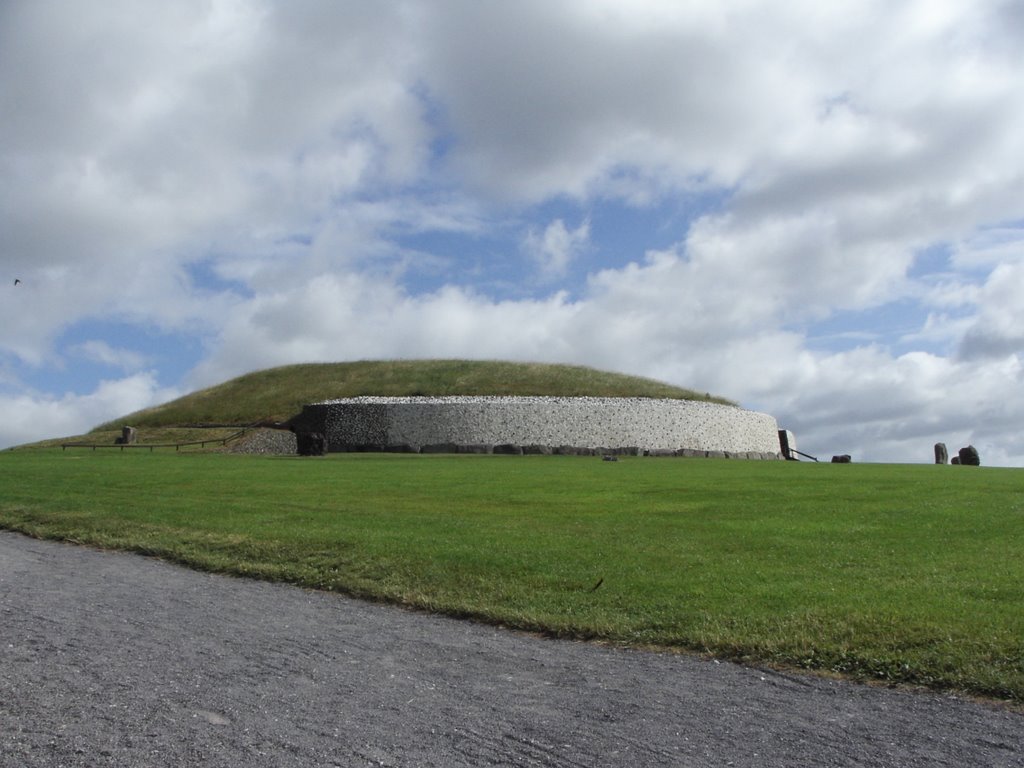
[93, 360, 734, 431]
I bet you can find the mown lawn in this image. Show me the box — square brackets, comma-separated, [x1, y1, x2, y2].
[1, 450, 1021, 702]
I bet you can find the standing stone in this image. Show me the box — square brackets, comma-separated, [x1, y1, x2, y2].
[831, 454, 852, 463]
[778, 430, 797, 460]
[934, 443, 948, 464]
[958, 445, 980, 466]
[115, 426, 137, 445]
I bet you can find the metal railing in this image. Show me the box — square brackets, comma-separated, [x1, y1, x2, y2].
[787, 448, 819, 462]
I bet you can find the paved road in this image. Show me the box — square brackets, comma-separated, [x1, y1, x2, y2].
[1, 530, 1021, 767]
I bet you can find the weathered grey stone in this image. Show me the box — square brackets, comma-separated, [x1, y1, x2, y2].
[934, 443, 948, 464]
[522, 444, 552, 455]
[602, 446, 639, 456]
[706, 450, 726, 459]
[493, 444, 523, 455]
[421, 443, 459, 454]
[831, 454, 852, 463]
[456, 444, 493, 454]
[951, 456, 960, 465]
[560, 447, 583, 456]
[958, 445, 980, 466]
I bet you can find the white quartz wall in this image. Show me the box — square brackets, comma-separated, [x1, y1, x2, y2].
[295, 396, 782, 457]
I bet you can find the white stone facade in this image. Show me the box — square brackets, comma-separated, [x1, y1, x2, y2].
[293, 396, 782, 458]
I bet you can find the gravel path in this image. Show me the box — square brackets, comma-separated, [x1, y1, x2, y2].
[1, 530, 1021, 767]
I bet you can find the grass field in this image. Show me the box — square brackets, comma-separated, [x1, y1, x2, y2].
[1, 450, 1022, 702]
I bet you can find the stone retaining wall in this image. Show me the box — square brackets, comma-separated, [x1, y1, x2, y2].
[291, 396, 782, 458]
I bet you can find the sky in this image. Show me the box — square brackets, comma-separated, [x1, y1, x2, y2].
[2, 0, 1024, 464]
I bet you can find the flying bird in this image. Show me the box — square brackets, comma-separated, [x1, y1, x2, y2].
[13, 279, 20, 285]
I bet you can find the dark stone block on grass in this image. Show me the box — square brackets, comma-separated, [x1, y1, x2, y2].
[421, 443, 459, 454]
[554, 446, 591, 456]
[679, 448, 706, 458]
[600, 446, 638, 456]
[934, 442, 948, 464]
[522, 444, 552, 455]
[456, 444, 493, 454]
[493, 443, 523, 455]
[386, 443, 420, 453]
[296, 431, 328, 456]
[831, 454, 852, 463]
[958, 445, 980, 466]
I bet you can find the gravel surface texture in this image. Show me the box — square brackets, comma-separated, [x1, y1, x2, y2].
[1, 530, 1021, 767]
[226, 429, 297, 455]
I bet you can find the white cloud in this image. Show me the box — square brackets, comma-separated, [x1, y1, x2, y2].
[956, 262, 1024, 361]
[524, 219, 590, 280]
[69, 341, 149, 372]
[950, 226, 1024, 269]
[186, 273, 583, 389]
[0, 0, 425, 361]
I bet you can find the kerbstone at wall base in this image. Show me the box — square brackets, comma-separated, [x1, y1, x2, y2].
[292, 396, 782, 457]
